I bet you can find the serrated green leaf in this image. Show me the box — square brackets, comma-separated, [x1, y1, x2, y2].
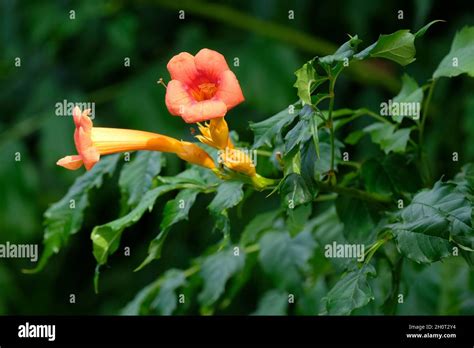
[208, 181, 244, 237]
[293, 60, 327, 106]
[121, 268, 185, 315]
[25, 155, 120, 273]
[310, 206, 354, 271]
[344, 130, 365, 145]
[284, 118, 312, 155]
[198, 248, 246, 307]
[208, 181, 244, 213]
[259, 230, 315, 289]
[135, 188, 200, 271]
[91, 183, 181, 266]
[390, 74, 423, 123]
[149, 270, 186, 315]
[382, 129, 411, 154]
[452, 163, 474, 201]
[363, 123, 411, 154]
[121, 282, 156, 315]
[389, 181, 473, 263]
[324, 264, 376, 315]
[279, 173, 314, 208]
[119, 151, 164, 209]
[250, 106, 299, 148]
[95, 169, 209, 269]
[300, 135, 342, 181]
[241, 209, 282, 246]
[361, 30, 416, 66]
[252, 289, 289, 315]
[433, 26, 474, 78]
[287, 204, 312, 236]
[161, 189, 200, 231]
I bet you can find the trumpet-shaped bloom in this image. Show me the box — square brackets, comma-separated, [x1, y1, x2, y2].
[165, 49, 244, 123]
[57, 106, 215, 171]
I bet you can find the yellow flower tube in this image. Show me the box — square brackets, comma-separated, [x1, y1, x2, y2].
[57, 106, 215, 171]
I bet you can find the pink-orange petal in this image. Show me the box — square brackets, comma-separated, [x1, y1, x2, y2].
[215, 70, 245, 109]
[181, 100, 227, 123]
[75, 127, 100, 170]
[194, 49, 230, 81]
[165, 80, 194, 116]
[81, 147, 100, 170]
[57, 155, 83, 170]
[72, 106, 82, 126]
[167, 52, 198, 86]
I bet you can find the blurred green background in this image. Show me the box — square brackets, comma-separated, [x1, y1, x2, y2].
[0, 0, 473, 315]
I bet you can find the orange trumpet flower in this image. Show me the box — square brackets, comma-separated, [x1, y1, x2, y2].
[57, 106, 215, 171]
[165, 49, 245, 123]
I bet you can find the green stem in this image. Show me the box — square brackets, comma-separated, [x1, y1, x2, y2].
[361, 108, 392, 124]
[383, 257, 403, 315]
[316, 180, 392, 206]
[256, 149, 273, 157]
[338, 160, 361, 169]
[364, 238, 388, 264]
[418, 79, 437, 185]
[419, 79, 436, 149]
[328, 77, 336, 174]
[314, 193, 338, 202]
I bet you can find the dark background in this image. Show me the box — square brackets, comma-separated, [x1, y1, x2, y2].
[0, 0, 473, 314]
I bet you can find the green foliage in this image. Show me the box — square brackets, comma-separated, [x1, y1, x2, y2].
[433, 26, 474, 78]
[252, 290, 289, 315]
[208, 181, 244, 237]
[391, 74, 423, 123]
[389, 181, 473, 264]
[119, 151, 164, 209]
[198, 248, 246, 308]
[26, 155, 120, 273]
[250, 106, 299, 148]
[323, 265, 376, 315]
[361, 155, 420, 195]
[363, 123, 411, 154]
[91, 183, 182, 266]
[359, 30, 416, 66]
[259, 230, 315, 289]
[31, 20, 474, 316]
[293, 60, 327, 106]
[135, 188, 201, 271]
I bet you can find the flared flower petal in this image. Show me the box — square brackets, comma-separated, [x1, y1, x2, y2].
[194, 48, 229, 81]
[56, 155, 83, 170]
[165, 80, 194, 116]
[166, 52, 198, 86]
[215, 70, 245, 110]
[165, 48, 244, 123]
[181, 99, 227, 123]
